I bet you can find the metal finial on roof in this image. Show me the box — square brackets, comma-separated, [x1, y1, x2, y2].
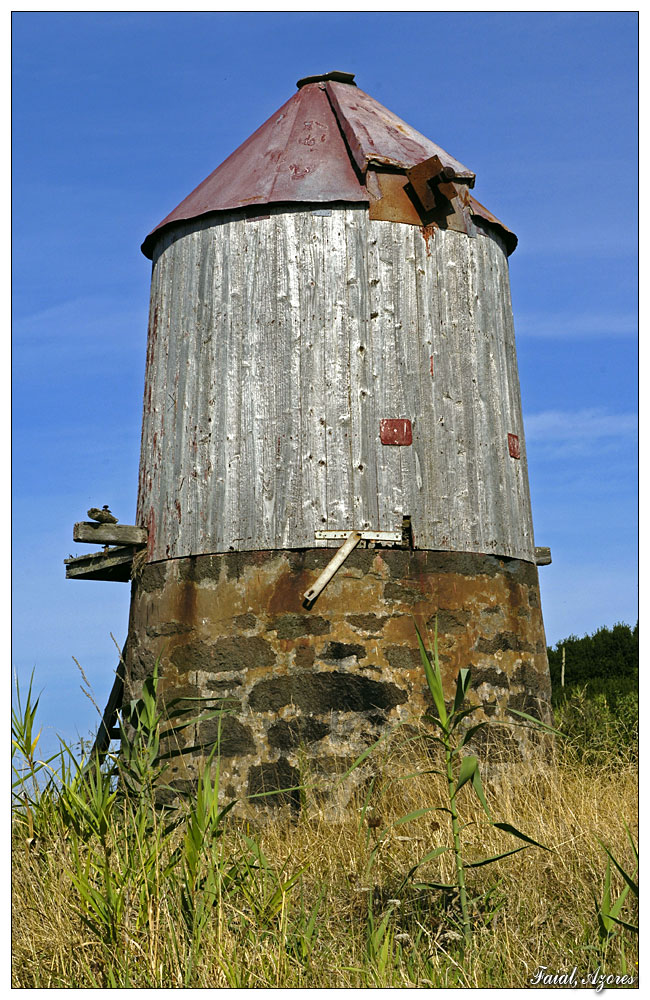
[296, 70, 356, 89]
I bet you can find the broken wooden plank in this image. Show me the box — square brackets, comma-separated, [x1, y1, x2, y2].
[65, 546, 137, 582]
[535, 546, 552, 566]
[85, 654, 125, 765]
[73, 522, 148, 546]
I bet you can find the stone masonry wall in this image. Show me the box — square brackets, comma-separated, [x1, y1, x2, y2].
[123, 548, 551, 818]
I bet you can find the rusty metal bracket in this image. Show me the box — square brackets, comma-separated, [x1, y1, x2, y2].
[404, 154, 478, 237]
[407, 154, 472, 210]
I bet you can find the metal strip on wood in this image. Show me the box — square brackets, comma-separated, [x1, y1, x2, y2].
[315, 529, 402, 542]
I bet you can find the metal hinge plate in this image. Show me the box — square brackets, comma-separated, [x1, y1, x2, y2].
[315, 530, 402, 543]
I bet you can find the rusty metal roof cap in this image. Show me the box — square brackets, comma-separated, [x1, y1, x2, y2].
[296, 70, 356, 88]
[141, 75, 515, 258]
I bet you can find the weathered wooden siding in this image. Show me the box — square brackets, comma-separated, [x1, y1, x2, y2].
[137, 206, 535, 562]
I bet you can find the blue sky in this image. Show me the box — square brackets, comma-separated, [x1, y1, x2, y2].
[12, 12, 638, 757]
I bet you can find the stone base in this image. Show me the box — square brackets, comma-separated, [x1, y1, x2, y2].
[123, 548, 551, 818]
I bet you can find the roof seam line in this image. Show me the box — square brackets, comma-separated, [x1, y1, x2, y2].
[322, 83, 368, 188]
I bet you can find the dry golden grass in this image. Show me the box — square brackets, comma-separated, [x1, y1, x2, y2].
[12, 731, 638, 989]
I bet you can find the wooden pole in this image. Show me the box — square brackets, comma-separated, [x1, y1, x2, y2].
[84, 652, 126, 768]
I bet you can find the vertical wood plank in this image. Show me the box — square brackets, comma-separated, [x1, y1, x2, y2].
[321, 212, 353, 538]
[298, 211, 328, 544]
[223, 216, 244, 550]
[274, 209, 303, 547]
[368, 219, 404, 533]
[345, 208, 377, 532]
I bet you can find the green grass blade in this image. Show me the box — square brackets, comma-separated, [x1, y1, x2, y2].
[415, 621, 448, 728]
[600, 859, 613, 932]
[333, 728, 396, 787]
[607, 880, 630, 926]
[413, 880, 458, 891]
[472, 768, 493, 822]
[594, 893, 610, 940]
[455, 754, 478, 793]
[397, 846, 452, 889]
[506, 709, 565, 736]
[372, 807, 440, 849]
[596, 838, 638, 897]
[493, 822, 550, 851]
[393, 807, 438, 827]
[606, 913, 638, 934]
[449, 706, 482, 731]
[422, 713, 449, 733]
[460, 722, 488, 747]
[466, 846, 527, 868]
[416, 845, 450, 866]
[453, 668, 471, 713]
[624, 821, 638, 864]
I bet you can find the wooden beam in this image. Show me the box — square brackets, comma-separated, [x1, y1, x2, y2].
[73, 522, 148, 546]
[535, 546, 552, 566]
[85, 655, 125, 764]
[65, 546, 136, 582]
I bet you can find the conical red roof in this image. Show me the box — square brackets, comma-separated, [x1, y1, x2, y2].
[142, 73, 515, 258]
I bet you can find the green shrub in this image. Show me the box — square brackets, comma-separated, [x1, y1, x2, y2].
[548, 622, 638, 690]
[548, 622, 638, 763]
[553, 685, 638, 764]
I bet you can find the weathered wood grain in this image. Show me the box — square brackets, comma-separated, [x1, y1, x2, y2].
[138, 207, 537, 562]
[73, 523, 148, 545]
[345, 209, 377, 533]
[65, 546, 137, 581]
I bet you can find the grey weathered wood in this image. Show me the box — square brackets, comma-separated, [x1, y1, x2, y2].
[65, 546, 137, 581]
[73, 523, 148, 546]
[85, 653, 125, 764]
[299, 210, 328, 542]
[535, 546, 552, 566]
[345, 209, 376, 532]
[138, 206, 537, 563]
[323, 211, 353, 535]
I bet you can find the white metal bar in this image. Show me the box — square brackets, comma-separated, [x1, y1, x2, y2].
[314, 529, 402, 542]
[304, 530, 363, 604]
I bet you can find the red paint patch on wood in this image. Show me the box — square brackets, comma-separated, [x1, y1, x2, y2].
[508, 433, 520, 459]
[380, 419, 412, 446]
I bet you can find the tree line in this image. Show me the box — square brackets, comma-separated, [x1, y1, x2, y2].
[547, 621, 638, 690]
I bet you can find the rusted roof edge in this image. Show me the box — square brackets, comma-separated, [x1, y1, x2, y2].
[368, 153, 475, 183]
[141, 200, 371, 259]
[142, 196, 517, 261]
[469, 195, 518, 255]
[325, 80, 477, 184]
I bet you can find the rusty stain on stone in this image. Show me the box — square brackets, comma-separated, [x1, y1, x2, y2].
[125, 547, 551, 816]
